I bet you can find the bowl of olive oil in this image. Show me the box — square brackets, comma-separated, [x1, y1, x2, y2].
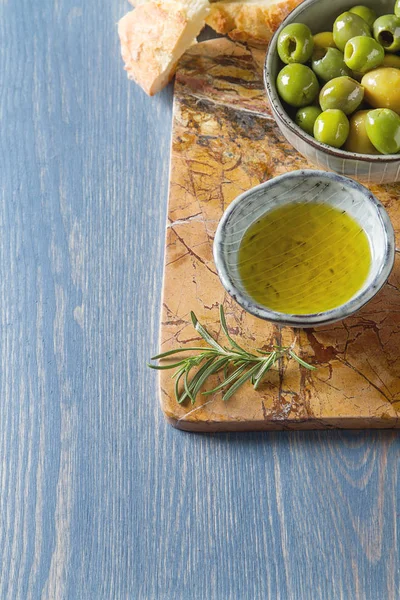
[214, 170, 395, 327]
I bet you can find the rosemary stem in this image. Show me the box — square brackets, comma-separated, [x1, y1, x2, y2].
[149, 306, 315, 404]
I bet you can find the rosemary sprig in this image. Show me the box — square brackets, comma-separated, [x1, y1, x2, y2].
[149, 305, 316, 405]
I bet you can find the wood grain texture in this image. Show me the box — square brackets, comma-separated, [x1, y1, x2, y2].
[0, 1, 399, 598]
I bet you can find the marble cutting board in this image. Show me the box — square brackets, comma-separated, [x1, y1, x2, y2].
[158, 38, 400, 431]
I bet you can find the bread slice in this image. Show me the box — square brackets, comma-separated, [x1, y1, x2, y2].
[206, 0, 304, 46]
[127, 0, 303, 47]
[118, 0, 210, 96]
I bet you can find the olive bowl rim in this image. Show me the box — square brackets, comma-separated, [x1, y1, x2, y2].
[213, 169, 396, 328]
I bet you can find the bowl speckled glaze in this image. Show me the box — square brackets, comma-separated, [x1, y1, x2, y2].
[214, 170, 395, 328]
[264, 0, 400, 184]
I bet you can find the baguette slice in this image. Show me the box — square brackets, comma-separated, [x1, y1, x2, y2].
[128, 0, 304, 46]
[206, 0, 304, 46]
[118, 0, 210, 96]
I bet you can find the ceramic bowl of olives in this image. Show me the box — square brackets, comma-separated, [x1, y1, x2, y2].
[264, 0, 400, 183]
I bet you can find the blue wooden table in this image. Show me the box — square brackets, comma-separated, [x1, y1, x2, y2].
[1, 1, 399, 598]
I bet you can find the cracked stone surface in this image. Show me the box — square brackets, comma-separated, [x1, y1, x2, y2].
[159, 38, 400, 431]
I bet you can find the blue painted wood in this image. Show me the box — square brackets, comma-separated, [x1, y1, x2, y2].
[0, 1, 399, 598]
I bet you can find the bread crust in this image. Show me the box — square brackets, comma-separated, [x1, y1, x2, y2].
[120, 0, 303, 94]
[206, 0, 304, 46]
[118, 4, 197, 96]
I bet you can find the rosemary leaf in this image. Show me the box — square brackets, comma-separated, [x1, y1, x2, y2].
[151, 347, 212, 361]
[183, 366, 195, 404]
[191, 312, 226, 353]
[253, 353, 278, 390]
[177, 356, 218, 404]
[203, 363, 248, 395]
[190, 356, 229, 402]
[174, 368, 186, 404]
[222, 363, 261, 402]
[219, 305, 248, 354]
[147, 360, 188, 370]
[289, 349, 317, 370]
[223, 362, 229, 380]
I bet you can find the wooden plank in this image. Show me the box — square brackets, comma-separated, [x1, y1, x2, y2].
[159, 38, 400, 431]
[0, 1, 399, 598]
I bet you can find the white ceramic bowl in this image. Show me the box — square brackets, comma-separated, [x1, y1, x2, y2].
[264, 0, 400, 184]
[214, 170, 395, 327]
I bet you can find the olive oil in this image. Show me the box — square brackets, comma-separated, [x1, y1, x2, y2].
[238, 202, 371, 315]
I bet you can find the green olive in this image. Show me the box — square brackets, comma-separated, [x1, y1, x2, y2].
[276, 64, 319, 107]
[314, 109, 350, 147]
[396, 0, 400, 18]
[344, 110, 379, 153]
[373, 14, 400, 53]
[295, 105, 322, 135]
[349, 5, 377, 29]
[319, 76, 364, 114]
[312, 47, 351, 81]
[382, 53, 400, 68]
[277, 23, 314, 64]
[365, 108, 400, 153]
[362, 67, 400, 113]
[344, 36, 384, 73]
[313, 32, 336, 49]
[333, 12, 371, 52]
